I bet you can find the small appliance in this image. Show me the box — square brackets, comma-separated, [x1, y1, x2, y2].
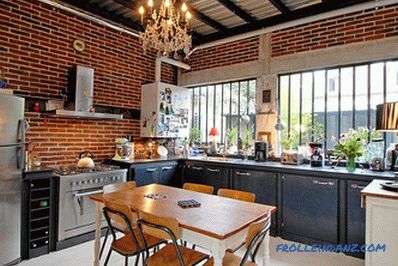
[254, 141, 269, 162]
[113, 138, 131, 161]
[309, 142, 323, 167]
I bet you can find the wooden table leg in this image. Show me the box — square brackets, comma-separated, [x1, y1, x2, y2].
[211, 239, 226, 266]
[93, 202, 102, 266]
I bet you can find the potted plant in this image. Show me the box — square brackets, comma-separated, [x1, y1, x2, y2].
[226, 128, 237, 154]
[242, 128, 253, 160]
[334, 127, 369, 172]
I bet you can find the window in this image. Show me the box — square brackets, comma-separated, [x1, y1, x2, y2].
[279, 59, 398, 150]
[191, 79, 257, 143]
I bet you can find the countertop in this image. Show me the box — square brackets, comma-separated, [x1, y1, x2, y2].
[109, 155, 395, 180]
[361, 179, 398, 207]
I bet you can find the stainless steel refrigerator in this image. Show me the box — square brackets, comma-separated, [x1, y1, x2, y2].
[0, 93, 25, 265]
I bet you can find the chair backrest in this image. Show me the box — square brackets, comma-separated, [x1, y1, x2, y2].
[137, 210, 181, 240]
[103, 181, 137, 226]
[240, 215, 271, 265]
[137, 211, 185, 266]
[103, 180, 137, 194]
[217, 188, 256, 203]
[183, 182, 214, 194]
[102, 199, 140, 254]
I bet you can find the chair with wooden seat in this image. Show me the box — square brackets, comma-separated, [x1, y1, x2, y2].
[217, 188, 256, 203]
[204, 215, 271, 266]
[136, 210, 212, 266]
[183, 182, 214, 194]
[102, 199, 166, 266]
[100, 181, 137, 259]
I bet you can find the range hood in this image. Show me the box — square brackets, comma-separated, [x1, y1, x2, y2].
[52, 66, 123, 120]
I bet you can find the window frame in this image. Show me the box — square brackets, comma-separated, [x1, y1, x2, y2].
[278, 57, 398, 151]
[190, 78, 257, 144]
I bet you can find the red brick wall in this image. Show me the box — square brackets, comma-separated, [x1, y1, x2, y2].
[186, 36, 259, 72]
[0, 0, 177, 166]
[271, 4, 398, 57]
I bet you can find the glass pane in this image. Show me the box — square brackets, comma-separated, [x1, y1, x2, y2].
[279, 76, 289, 130]
[249, 80, 256, 114]
[326, 69, 339, 149]
[207, 85, 215, 136]
[354, 65, 368, 130]
[193, 87, 200, 128]
[370, 63, 384, 130]
[386, 61, 398, 147]
[314, 70, 326, 147]
[240, 81, 248, 115]
[231, 82, 239, 114]
[301, 72, 313, 144]
[290, 74, 301, 149]
[215, 85, 223, 141]
[200, 87, 207, 143]
[223, 83, 231, 135]
[340, 67, 354, 134]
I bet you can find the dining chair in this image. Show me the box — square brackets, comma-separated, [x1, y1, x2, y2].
[136, 210, 212, 266]
[217, 188, 256, 203]
[183, 182, 214, 194]
[102, 200, 166, 266]
[204, 215, 271, 266]
[100, 181, 137, 259]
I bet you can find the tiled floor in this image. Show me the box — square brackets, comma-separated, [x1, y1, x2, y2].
[19, 237, 364, 266]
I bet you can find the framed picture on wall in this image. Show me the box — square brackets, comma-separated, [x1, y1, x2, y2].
[262, 90, 271, 103]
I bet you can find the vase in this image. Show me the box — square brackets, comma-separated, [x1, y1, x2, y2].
[346, 156, 356, 172]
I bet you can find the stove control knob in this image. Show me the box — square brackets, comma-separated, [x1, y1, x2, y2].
[95, 178, 99, 183]
[82, 180, 87, 185]
[89, 179, 93, 184]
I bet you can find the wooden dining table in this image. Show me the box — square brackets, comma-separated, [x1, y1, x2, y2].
[90, 184, 276, 266]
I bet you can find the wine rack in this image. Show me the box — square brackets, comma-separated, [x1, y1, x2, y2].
[22, 169, 54, 259]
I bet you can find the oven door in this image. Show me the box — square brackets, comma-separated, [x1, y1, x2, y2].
[58, 187, 105, 241]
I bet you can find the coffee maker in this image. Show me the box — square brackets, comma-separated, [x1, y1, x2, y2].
[255, 141, 269, 162]
[309, 142, 323, 167]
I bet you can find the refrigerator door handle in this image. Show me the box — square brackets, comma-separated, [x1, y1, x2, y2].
[16, 119, 26, 170]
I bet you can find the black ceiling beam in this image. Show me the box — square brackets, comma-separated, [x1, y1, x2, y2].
[217, 0, 256, 23]
[196, 3, 328, 44]
[112, 0, 137, 10]
[268, 0, 290, 14]
[62, 0, 143, 31]
[174, 0, 227, 32]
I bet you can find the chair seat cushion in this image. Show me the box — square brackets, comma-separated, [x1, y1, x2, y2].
[146, 243, 209, 266]
[112, 228, 165, 255]
[222, 251, 257, 266]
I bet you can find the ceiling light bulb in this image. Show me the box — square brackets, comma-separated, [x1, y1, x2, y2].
[186, 11, 192, 19]
[138, 6, 145, 15]
[167, 18, 173, 25]
[181, 2, 188, 12]
[148, 0, 153, 7]
[164, 0, 170, 8]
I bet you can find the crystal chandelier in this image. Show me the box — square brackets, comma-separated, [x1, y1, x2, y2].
[138, 0, 192, 59]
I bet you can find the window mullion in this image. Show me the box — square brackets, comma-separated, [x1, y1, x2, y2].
[338, 68, 341, 140]
[324, 70, 328, 150]
[299, 74, 303, 146]
[311, 72, 315, 142]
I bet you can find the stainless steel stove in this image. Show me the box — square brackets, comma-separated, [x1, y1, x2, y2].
[56, 165, 127, 242]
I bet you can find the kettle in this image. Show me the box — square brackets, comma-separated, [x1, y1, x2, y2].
[77, 151, 95, 169]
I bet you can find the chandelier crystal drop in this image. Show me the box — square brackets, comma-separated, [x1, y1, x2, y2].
[138, 0, 192, 59]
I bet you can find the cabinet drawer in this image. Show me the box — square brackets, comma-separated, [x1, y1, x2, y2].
[134, 166, 159, 186]
[184, 163, 229, 193]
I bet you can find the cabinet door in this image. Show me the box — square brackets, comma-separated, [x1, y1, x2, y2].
[233, 169, 276, 205]
[183, 163, 229, 193]
[282, 174, 338, 243]
[159, 163, 178, 186]
[183, 164, 206, 185]
[204, 166, 229, 193]
[346, 180, 369, 258]
[134, 165, 159, 186]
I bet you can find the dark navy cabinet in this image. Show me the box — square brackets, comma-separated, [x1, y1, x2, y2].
[134, 162, 179, 187]
[183, 162, 230, 193]
[232, 169, 277, 205]
[346, 180, 369, 258]
[232, 169, 277, 232]
[281, 174, 339, 244]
